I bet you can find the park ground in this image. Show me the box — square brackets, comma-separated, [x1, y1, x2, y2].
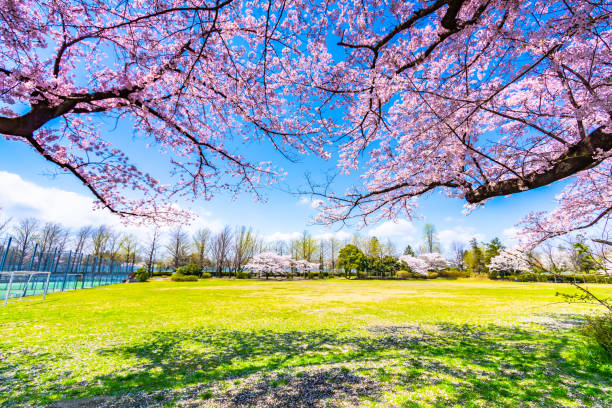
[0, 279, 611, 408]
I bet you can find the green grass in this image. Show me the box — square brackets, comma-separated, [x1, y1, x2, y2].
[0, 279, 610, 407]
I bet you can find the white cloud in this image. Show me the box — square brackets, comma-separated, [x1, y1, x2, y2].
[438, 226, 484, 249]
[444, 216, 455, 222]
[368, 219, 416, 238]
[265, 231, 302, 242]
[0, 171, 121, 229]
[313, 230, 352, 241]
[297, 196, 323, 209]
[0, 171, 221, 235]
[502, 227, 520, 243]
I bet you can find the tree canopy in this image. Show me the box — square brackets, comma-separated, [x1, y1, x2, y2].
[1, 0, 609, 247]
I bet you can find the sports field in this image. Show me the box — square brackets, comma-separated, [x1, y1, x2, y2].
[0, 279, 610, 407]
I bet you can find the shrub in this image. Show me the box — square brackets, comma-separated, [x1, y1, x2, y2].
[582, 312, 612, 356]
[427, 272, 438, 279]
[308, 272, 319, 279]
[438, 268, 466, 279]
[201, 272, 211, 279]
[397, 270, 412, 279]
[171, 272, 198, 282]
[236, 271, 251, 279]
[134, 267, 149, 282]
[176, 263, 202, 277]
[151, 270, 169, 277]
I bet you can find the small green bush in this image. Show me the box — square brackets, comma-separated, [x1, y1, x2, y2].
[307, 272, 319, 279]
[134, 267, 149, 282]
[201, 272, 211, 279]
[397, 270, 412, 279]
[236, 271, 251, 279]
[176, 263, 203, 277]
[582, 312, 612, 356]
[171, 272, 198, 282]
[427, 272, 438, 279]
[438, 268, 466, 279]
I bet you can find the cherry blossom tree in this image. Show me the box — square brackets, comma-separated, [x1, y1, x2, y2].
[488, 249, 530, 275]
[400, 252, 449, 276]
[398, 254, 429, 276]
[293, 258, 319, 276]
[244, 252, 292, 278]
[2, 1, 610, 247]
[303, 0, 611, 249]
[0, 0, 325, 221]
[419, 253, 449, 271]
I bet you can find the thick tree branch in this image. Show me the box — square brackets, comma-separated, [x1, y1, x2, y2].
[464, 126, 612, 203]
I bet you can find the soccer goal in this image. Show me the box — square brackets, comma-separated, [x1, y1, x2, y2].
[1, 271, 51, 306]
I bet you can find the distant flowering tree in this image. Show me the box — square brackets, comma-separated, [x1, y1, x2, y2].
[488, 250, 530, 276]
[398, 254, 429, 276]
[244, 252, 293, 279]
[293, 259, 320, 276]
[419, 253, 449, 271]
[244, 253, 319, 279]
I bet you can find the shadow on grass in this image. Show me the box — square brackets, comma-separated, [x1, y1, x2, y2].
[5, 320, 612, 407]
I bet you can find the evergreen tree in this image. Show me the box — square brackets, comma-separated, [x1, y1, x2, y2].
[403, 245, 415, 256]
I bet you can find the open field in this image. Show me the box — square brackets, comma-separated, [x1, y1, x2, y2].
[0, 279, 610, 407]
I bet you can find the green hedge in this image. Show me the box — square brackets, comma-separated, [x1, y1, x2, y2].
[176, 264, 202, 277]
[171, 272, 198, 282]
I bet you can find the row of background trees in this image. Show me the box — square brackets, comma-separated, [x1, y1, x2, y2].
[0, 214, 609, 280]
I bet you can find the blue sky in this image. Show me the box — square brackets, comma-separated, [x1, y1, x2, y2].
[0, 117, 568, 254]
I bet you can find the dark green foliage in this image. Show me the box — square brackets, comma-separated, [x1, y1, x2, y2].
[464, 238, 486, 275]
[151, 270, 171, 277]
[236, 271, 251, 279]
[134, 267, 149, 282]
[364, 255, 400, 278]
[201, 272, 211, 279]
[484, 238, 504, 264]
[307, 272, 319, 279]
[176, 263, 202, 277]
[573, 242, 600, 272]
[337, 244, 365, 278]
[403, 245, 415, 256]
[170, 272, 198, 282]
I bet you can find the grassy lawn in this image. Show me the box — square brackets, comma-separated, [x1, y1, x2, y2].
[0, 279, 610, 407]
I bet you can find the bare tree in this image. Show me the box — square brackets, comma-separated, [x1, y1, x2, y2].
[74, 226, 93, 254]
[211, 226, 232, 275]
[56, 229, 71, 255]
[329, 238, 341, 271]
[144, 227, 161, 274]
[13, 218, 39, 265]
[166, 227, 190, 269]
[297, 230, 318, 261]
[382, 238, 397, 257]
[421, 224, 441, 253]
[451, 241, 466, 270]
[106, 231, 123, 262]
[37, 222, 63, 254]
[0, 214, 11, 241]
[91, 226, 110, 257]
[232, 226, 258, 273]
[193, 228, 211, 269]
[120, 234, 138, 264]
[272, 240, 287, 256]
